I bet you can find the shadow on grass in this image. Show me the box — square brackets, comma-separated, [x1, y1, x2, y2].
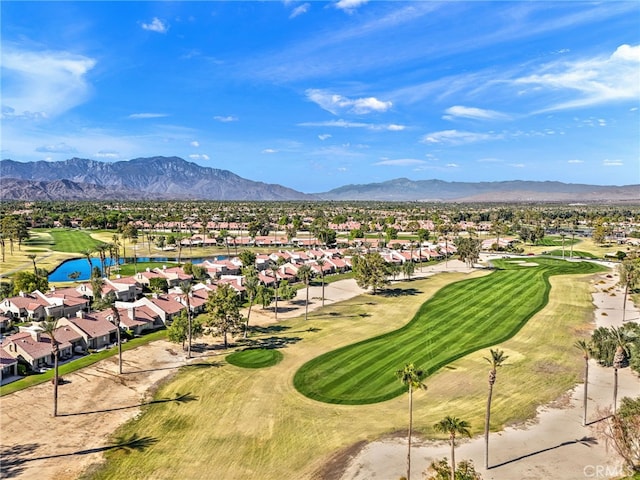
[58, 392, 198, 417]
[377, 287, 422, 297]
[489, 436, 598, 469]
[0, 434, 158, 477]
[237, 335, 303, 350]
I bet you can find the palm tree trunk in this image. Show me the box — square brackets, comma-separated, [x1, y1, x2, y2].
[613, 367, 618, 413]
[622, 284, 628, 322]
[305, 282, 309, 321]
[450, 434, 456, 480]
[582, 358, 589, 426]
[484, 382, 494, 469]
[321, 274, 325, 307]
[117, 325, 122, 374]
[407, 384, 413, 480]
[53, 352, 59, 417]
[244, 299, 254, 338]
[187, 313, 192, 359]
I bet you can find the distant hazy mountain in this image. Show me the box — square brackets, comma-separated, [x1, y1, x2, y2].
[317, 178, 640, 202]
[0, 157, 315, 201]
[2, 157, 637, 202]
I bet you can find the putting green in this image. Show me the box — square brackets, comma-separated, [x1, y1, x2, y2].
[294, 258, 605, 405]
[226, 348, 283, 368]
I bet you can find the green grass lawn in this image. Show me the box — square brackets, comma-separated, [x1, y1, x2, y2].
[113, 262, 179, 277]
[545, 249, 598, 259]
[226, 348, 284, 368]
[46, 229, 105, 253]
[535, 236, 580, 247]
[294, 258, 605, 405]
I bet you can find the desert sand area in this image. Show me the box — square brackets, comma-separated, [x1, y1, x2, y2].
[0, 257, 638, 480]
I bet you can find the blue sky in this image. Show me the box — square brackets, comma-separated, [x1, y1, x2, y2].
[2, 1, 639, 193]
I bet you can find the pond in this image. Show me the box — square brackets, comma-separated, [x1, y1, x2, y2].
[47, 256, 224, 282]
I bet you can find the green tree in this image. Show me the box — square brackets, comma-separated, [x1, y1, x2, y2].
[181, 282, 194, 358]
[255, 284, 274, 310]
[455, 237, 482, 268]
[395, 363, 427, 480]
[168, 310, 204, 351]
[425, 459, 483, 480]
[612, 327, 631, 413]
[433, 416, 472, 480]
[239, 250, 257, 269]
[594, 396, 640, 473]
[12, 271, 48, 295]
[42, 318, 60, 417]
[483, 348, 508, 469]
[353, 252, 388, 294]
[297, 264, 313, 321]
[206, 283, 243, 349]
[149, 277, 169, 294]
[403, 260, 415, 280]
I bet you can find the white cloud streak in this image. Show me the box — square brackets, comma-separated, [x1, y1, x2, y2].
[421, 129, 503, 145]
[334, 0, 369, 12]
[290, 3, 310, 19]
[128, 113, 169, 119]
[1, 46, 96, 118]
[299, 119, 404, 131]
[443, 105, 510, 121]
[515, 44, 640, 112]
[214, 115, 239, 122]
[306, 89, 392, 115]
[373, 158, 426, 166]
[141, 17, 168, 33]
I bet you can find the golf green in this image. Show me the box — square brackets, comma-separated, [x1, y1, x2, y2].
[294, 258, 605, 405]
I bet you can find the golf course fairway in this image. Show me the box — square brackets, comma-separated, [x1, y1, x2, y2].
[294, 258, 605, 405]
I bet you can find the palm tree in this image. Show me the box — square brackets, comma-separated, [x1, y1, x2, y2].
[95, 292, 123, 374]
[483, 348, 508, 469]
[433, 416, 472, 480]
[316, 258, 326, 307]
[611, 326, 629, 413]
[82, 248, 94, 278]
[182, 282, 194, 359]
[42, 318, 60, 416]
[574, 340, 591, 426]
[395, 363, 427, 480]
[297, 264, 312, 321]
[27, 253, 37, 276]
[269, 262, 279, 320]
[242, 267, 259, 338]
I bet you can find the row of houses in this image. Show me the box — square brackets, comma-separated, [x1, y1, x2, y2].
[0, 243, 457, 382]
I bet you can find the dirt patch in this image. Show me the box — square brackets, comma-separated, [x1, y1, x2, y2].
[314, 440, 369, 480]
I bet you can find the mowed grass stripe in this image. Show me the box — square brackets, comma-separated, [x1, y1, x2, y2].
[317, 272, 537, 397]
[48, 229, 105, 253]
[294, 258, 604, 404]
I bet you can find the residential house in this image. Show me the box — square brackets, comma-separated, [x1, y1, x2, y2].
[57, 311, 117, 350]
[0, 348, 18, 380]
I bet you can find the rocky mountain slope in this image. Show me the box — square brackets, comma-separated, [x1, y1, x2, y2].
[0, 157, 315, 201]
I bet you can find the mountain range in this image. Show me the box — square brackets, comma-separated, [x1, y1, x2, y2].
[1, 156, 638, 202]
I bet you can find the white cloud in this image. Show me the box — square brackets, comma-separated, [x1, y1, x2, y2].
[568, 159, 584, 164]
[290, 3, 310, 19]
[443, 105, 510, 121]
[421, 129, 503, 145]
[95, 150, 120, 159]
[299, 119, 404, 131]
[262, 148, 278, 154]
[446, 163, 459, 168]
[306, 89, 392, 115]
[477, 157, 503, 163]
[190, 141, 200, 147]
[603, 159, 624, 166]
[334, 0, 368, 12]
[128, 113, 169, 119]
[189, 154, 210, 161]
[35, 142, 77, 154]
[515, 44, 640, 112]
[373, 158, 426, 167]
[318, 134, 332, 140]
[1, 46, 96, 119]
[214, 115, 238, 122]
[508, 163, 525, 168]
[141, 17, 168, 33]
